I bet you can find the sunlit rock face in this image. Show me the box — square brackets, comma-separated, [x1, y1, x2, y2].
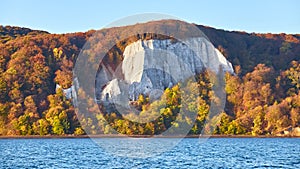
[96, 37, 234, 103]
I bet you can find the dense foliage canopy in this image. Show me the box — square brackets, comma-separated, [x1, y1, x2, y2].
[0, 23, 299, 136]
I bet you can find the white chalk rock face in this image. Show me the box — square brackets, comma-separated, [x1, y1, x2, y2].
[96, 37, 233, 103]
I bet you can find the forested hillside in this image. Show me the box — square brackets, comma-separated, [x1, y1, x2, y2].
[0, 23, 299, 136]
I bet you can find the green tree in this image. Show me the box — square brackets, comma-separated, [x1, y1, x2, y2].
[32, 119, 50, 135]
[74, 127, 85, 135]
[252, 114, 264, 135]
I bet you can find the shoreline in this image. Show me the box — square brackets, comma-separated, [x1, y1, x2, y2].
[0, 134, 299, 139]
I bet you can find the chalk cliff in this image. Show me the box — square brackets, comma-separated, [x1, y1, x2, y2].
[96, 37, 234, 104]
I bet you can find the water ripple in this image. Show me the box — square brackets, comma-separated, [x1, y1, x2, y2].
[0, 138, 299, 168]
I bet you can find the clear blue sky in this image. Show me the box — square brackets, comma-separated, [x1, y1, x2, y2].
[1, 0, 299, 34]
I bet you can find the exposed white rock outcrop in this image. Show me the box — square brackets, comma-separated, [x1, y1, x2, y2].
[56, 84, 73, 99]
[96, 37, 233, 103]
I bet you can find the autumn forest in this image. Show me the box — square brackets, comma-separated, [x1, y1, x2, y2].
[0, 24, 300, 136]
